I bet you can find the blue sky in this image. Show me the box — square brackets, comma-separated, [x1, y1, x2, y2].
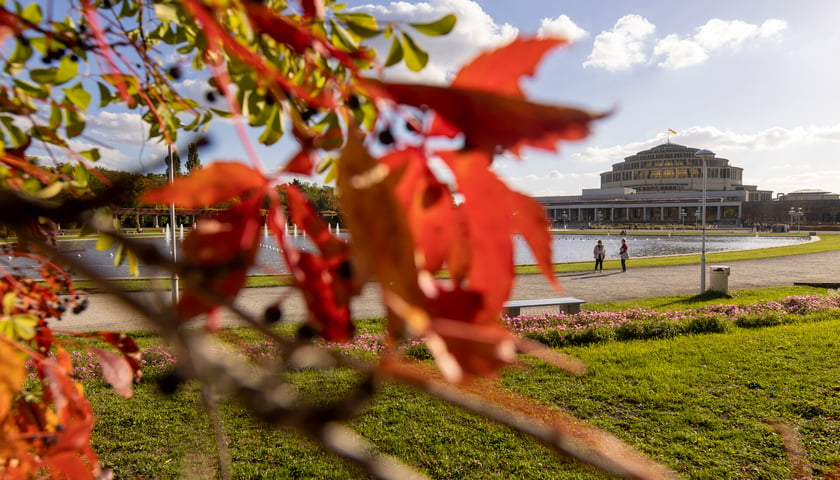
[84, 0, 840, 198]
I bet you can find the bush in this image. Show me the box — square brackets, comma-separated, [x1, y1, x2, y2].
[684, 314, 730, 334]
[614, 319, 682, 341]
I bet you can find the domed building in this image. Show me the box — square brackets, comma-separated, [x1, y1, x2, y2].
[600, 143, 743, 193]
[536, 143, 773, 228]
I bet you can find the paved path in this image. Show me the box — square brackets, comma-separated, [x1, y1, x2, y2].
[57, 249, 840, 332]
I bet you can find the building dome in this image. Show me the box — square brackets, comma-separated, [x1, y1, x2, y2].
[600, 143, 743, 193]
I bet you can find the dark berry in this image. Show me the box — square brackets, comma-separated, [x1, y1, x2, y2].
[264, 304, 283, 324]
[205, 91, 216, 102]
[336, 260, 352, 280]
[346, 95, 360, 109]
[296, 323, 318, 341]
[377, 129, 394, 145]
[301, 107, 317, 122]
[168, 65, 182, 79]
[156, 370, 183, 395]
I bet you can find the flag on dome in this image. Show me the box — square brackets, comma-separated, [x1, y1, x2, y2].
[668, 128, 678, 134]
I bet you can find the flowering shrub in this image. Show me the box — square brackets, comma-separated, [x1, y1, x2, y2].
[64, 294, 840, 380]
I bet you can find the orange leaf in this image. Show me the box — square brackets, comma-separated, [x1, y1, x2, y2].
[0, 340, 24, 421]
[142, 162, 267, 208]
[336, 134, 424, 307]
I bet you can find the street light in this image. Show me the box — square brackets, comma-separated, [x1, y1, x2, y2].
[694, 149, 715, 294]
[679, 208, 686, 226]
[789, 207, 804, 233]
[561, 210, 568, 231]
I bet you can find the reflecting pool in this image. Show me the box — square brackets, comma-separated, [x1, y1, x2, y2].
[8, 232, 810, 278]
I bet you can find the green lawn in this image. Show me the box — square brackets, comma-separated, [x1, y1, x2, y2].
[78, 285, 840, 479]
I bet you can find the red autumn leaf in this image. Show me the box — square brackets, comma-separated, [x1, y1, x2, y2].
[177, 195, 264, 320]
[363, 79, 605, 157]
[142, 162, 267, 208]
[283, 149, 315, 175]
[438, 150, 559, 323]
[380, 147, 460, 273]
[293, 251, 356, 342]
[283, 185, 348, 259]
[93, 332, 143, 381]
[300, 0, 325, 20]
[242, 1, 372, 69]
[88, 347, 133, 398]
[449, 37, 568, 97]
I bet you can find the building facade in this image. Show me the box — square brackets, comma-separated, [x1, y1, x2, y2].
[537, 143, 776, 228]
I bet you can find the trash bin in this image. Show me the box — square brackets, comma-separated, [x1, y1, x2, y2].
[709, 266, 730, 293]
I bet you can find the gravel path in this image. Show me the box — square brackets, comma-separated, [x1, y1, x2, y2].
[56, 248, 840, 333]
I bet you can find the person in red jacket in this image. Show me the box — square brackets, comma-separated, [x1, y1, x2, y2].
[619, 238, 629, 272]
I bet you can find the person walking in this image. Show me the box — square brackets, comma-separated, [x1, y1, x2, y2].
[619, 237, 629, 272]
[593, 239, 606, 271]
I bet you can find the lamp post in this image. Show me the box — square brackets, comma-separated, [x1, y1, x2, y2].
[789, 207, 804, 233]
[694, 149, 715, 294]
[561, 210, 568, 231]
[679, 208, 686, 226]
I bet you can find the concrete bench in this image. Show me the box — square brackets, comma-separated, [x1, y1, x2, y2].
[503, 297, 586, 317]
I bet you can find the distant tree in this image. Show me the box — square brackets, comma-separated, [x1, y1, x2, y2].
[185, 142, 202, 173]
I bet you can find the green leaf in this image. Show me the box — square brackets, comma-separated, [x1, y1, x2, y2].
[401, 33, 429, 72]
[410, 14, 456, 36]
[74, 163, 90, 186]
[49, 104, 62, 129]
[258, 104, 284, 145]
[97, 82, 114, 107]
[65, 108, 86, 138]
[20, 3, 42, 24]
[30, 67, 56, 84]
[14, 79, 49, 99]
[64, 84, 92, 109]
[81, 148, 101, 162]
[32, 181, 65, 199]
[384, 37, 404, 67]
[53, 56, 79, 85]
[8, 39, 33, 64]
[337, 13, 382, 39]
[0, 116, 27, 147]
[330, 19, 358, 50]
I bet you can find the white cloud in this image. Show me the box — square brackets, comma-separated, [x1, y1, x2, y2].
[87, 111, 148, 145]
[653, 33, 708, 69]
[352, 0, 518, 84]
[537, 15, 589, 43]
[583, 15, 655, 72]
[654, 18, 787, 70]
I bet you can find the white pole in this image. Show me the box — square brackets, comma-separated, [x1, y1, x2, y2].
[695, 149, 715, 294]
[168, 145, 179, 302]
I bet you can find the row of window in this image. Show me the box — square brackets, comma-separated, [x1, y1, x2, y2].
[602, 168, 742, 184]
[616, 158, 728, 170]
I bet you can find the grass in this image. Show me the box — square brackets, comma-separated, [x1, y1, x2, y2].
[71, 285, 840, 479]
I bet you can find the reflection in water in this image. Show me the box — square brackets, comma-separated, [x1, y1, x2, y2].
[5, 233, 810, 278]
